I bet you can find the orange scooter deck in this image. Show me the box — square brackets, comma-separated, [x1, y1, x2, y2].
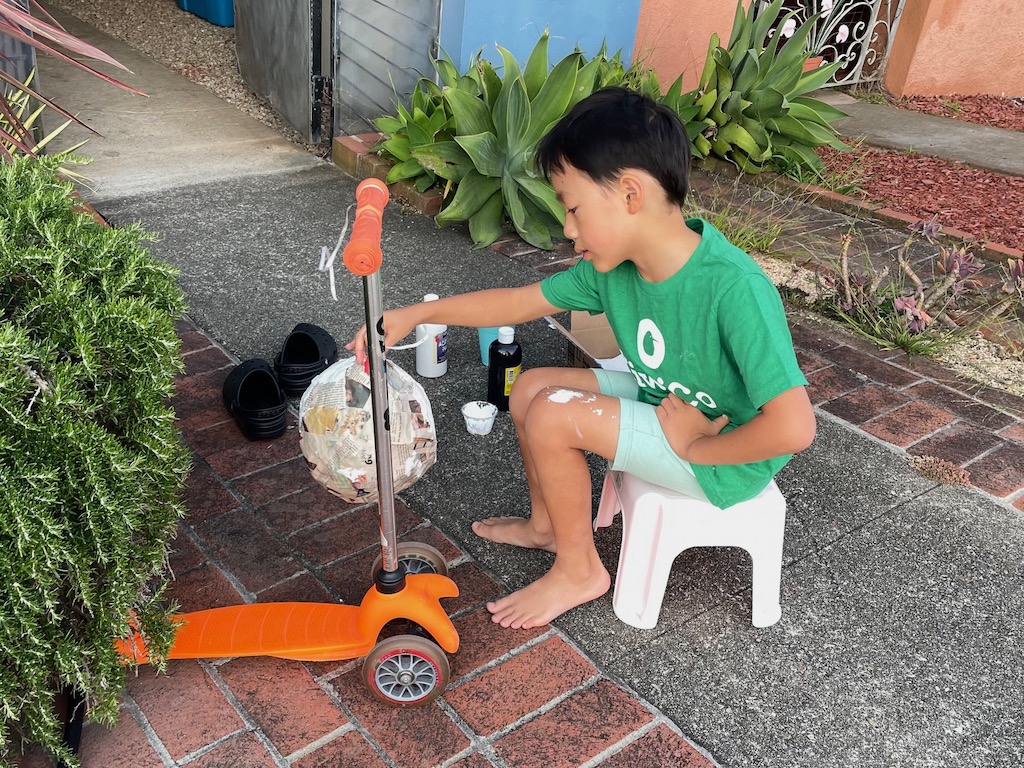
[117, 573, 459, 664]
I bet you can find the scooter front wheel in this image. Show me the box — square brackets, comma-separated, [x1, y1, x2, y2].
[363, 635, 450, 706]
[370, 541, 448, 580]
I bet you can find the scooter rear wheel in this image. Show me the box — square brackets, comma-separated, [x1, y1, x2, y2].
[363, 634, 450, 706]
[370, 541, 448, 580]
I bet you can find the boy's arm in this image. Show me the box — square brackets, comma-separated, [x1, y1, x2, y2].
[657, 385, 816, 465]
[346, 283, 560, 365]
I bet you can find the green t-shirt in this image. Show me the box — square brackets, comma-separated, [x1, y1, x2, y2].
[540, 218, 808, 508]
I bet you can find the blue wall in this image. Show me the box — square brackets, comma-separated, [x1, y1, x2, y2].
[439, 0, 641, 73]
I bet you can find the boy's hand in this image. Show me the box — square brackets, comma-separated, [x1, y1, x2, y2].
[344, 307, 418, 367]
[656, 393, 730, 462]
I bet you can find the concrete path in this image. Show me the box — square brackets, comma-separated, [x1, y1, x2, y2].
[819, 90, 1024, 177]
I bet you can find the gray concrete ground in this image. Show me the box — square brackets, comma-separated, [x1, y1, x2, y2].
[819, 89, 1024, 177]
[37, 9, 1024, 767]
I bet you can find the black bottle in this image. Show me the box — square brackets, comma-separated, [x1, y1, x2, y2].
[486, 326, 522, 411]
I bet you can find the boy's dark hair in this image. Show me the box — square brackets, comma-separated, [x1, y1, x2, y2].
[536, 86, 691, 205]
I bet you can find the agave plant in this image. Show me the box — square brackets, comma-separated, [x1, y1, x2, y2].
[658, 72, 705, 159]
[373, 29, 710, 249]
[432, 32, 611, 249]
[691, 0, 850, 175]
[0, 0, 144, 160]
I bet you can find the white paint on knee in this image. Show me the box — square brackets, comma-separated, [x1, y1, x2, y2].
[546, 388, 595, 404]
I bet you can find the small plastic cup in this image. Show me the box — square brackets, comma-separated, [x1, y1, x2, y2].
[462, 400, 498, 435]
[477, 326, 501, 365]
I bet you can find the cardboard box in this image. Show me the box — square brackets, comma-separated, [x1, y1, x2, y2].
[546, 312, 623, 369]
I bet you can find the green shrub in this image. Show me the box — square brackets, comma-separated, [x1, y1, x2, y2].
[0, 155, 189, 767]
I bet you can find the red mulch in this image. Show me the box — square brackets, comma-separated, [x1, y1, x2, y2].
[897, 94, 1024, 133]
[815, 94, 1024, 253]
[816, 145, 1024, 253]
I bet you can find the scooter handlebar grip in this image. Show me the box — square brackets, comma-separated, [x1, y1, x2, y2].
[343, 179, 390, 276]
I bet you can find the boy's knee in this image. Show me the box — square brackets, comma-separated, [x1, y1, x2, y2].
[509, 368, 548, 411]
[526, 386, 597, 429]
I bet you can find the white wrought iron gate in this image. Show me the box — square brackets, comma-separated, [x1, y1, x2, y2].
[769, 0, 907, 87]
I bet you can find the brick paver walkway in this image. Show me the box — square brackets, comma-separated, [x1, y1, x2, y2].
[15, 321, 713, 768]
[17, 290, 1022, 767]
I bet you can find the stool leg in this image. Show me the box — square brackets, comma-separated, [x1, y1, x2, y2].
[748, 532, 784, 627]
[593, 471, 621, 531]
[612, 507, 674, 629]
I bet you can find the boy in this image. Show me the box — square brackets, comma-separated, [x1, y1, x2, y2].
[349, 87, 815, 630]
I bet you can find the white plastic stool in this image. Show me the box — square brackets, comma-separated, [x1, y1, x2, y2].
[594, 470, 787, 629]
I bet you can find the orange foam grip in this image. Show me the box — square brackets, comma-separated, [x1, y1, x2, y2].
[343, 178, 390, 276]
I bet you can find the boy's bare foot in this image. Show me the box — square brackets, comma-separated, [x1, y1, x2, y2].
[472, 517, 556, 553]
[486, 561, 611, 629]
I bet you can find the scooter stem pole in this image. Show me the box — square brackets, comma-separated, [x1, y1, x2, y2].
[342, 179, 402, 587]
[362, 271, 401, 579]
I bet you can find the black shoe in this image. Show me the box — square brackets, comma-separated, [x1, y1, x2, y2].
[222, 358, 288, 440]
[274, 323, 337, 397]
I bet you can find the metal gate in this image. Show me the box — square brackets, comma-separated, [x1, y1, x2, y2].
[235, 0, 440, 140]
[235, 0, 331, 144]
[768, 0, 907, 87]
[332, 0, 440, 131]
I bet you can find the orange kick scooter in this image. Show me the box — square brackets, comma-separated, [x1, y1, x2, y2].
[118, 179, 460, 706]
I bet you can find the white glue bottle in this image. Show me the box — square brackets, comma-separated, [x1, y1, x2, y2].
[415, 293, 448, 378]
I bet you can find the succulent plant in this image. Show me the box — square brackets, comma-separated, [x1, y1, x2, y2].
[434, 32, 603, 249]
[372, 52, 464, 194]
[692, 0, 850, 174]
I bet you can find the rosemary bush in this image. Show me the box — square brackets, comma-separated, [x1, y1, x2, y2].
[0, 156, 189, 767]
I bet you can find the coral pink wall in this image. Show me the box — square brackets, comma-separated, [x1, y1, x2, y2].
[885, 0, 1024, 97]
[632, 0, 738, 91]
[634, 0, 1023, 98]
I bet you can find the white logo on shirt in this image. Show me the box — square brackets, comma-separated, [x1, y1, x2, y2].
[636, 318, 665, 369]
[630, 317, 718, 411]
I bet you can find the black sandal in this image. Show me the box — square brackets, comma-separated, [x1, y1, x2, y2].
[222, 358, 288, 440]
[274, 323, 337, 396]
